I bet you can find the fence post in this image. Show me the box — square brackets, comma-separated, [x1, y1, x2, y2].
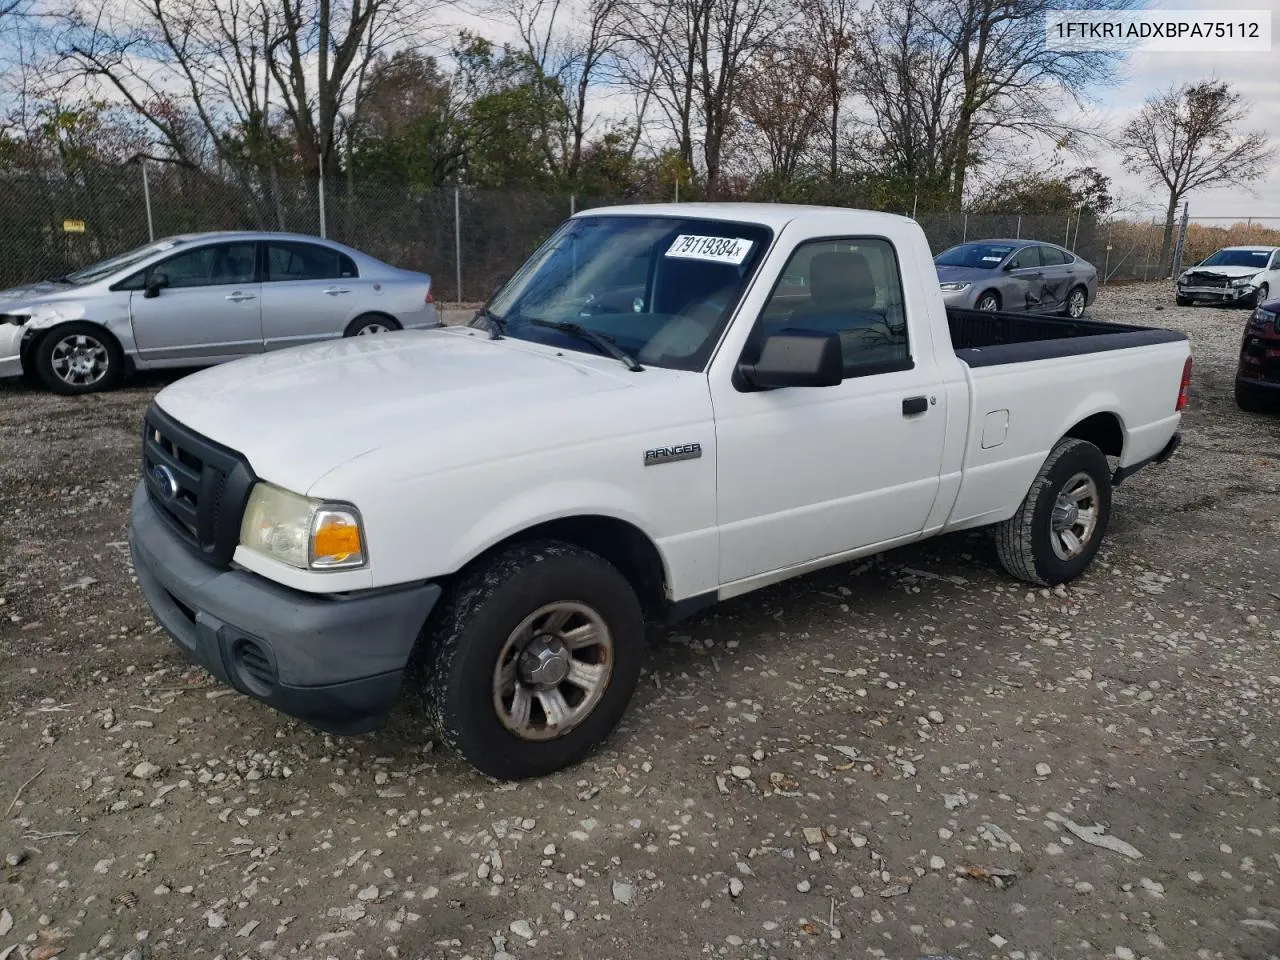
[1102, 222, 1112, 285]
[1246, 217, 1252, 241]
[454, 187, 462, 304]
[962, 212, 968, 242]
[1072, 202, 1084, 250]
[1170, 202, 1189, 278]
[140, 161, 155, 242]
[570, 194, 576, 215]
[1063, 216, 1070, 247]
[1015, 214, 1021, 239]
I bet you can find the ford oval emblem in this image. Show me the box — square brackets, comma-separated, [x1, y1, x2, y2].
[152, 464, 179, 501]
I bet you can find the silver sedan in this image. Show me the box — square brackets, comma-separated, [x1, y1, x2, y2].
[934, 239, 1098, 318]
[0, 231, 439, 393]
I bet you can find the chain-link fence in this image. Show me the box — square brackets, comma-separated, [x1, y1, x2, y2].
[3, 165, 1275, 299]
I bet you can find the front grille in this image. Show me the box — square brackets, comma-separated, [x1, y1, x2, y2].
[142, 403, 256, 567]
[1186, 273, 1231, 288]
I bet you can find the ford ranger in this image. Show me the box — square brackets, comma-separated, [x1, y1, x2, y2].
[127, 204, 1191, 779]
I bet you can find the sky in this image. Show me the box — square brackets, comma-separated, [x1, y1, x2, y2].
[1070, 0, 1280, 222]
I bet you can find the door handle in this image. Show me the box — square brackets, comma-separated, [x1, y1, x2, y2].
[225, 292, 256, 303]
[323, 287, 352, 296]
[903, 396, 928, 416]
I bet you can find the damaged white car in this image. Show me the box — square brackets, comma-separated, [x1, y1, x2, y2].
[1175, 246, 1279, 308]
[0, 231, 437, 394]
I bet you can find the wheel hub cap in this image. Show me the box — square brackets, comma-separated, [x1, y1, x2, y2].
[1049, 472, 1100, 560]
[1051, 498, 1080, 531]
[519, 636, 571, 688]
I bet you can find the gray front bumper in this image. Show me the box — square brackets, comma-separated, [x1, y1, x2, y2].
[128, 484, 441, 734]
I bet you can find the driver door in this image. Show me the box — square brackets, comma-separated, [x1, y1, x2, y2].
[127, 241, 264, 364]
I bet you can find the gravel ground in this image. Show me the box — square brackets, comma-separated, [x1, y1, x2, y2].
[1, 282, 1278, 960]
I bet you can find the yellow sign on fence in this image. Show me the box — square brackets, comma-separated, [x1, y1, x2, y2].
[62, 219, 86, 233]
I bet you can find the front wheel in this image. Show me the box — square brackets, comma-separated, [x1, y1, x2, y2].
[422, 541, 645, 780]
[994, 437, 1112, 585]
[34, 322, 123, 395]
[1236, 379, 1273, 413]
[975, 291, 1001, 312]
[1250, 283, 1270, 309]
[1175, 294, 1192, 307]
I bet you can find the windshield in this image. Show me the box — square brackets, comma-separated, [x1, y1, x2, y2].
[1197, 249, 1271, 269]
[479, 215, 773, 371]
[934, 242, 1017, 269]
[64, 238, 185, 285]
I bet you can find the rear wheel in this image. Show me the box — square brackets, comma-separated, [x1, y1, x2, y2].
[34, 323, 123, 395]
[995, 437, 1112, 585]
[421, 540, 646, 780]
[1062, 285, 1087, 318]
[976, 291, 1001, 312]
[344, 314, 401, 337]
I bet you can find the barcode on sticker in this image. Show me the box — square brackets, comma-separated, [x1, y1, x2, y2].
[665, 235, 754, 265]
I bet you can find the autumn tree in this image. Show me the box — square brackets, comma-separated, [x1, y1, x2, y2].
[737, 38, 824, 186]
[797, 0, 856, 183]
[1119, 80, 1269, 272]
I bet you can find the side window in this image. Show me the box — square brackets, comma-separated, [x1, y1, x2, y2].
[750, 237, 910, 378]
[1270, 251, 1280, 270]
[1008, 246, 1042, 270]
[267, 242, 352, 282]
[151, 243, 256, 289]
[1039, 246, 1067, 266]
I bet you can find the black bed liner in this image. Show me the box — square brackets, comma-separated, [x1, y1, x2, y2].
[947, 308, 1187, 368]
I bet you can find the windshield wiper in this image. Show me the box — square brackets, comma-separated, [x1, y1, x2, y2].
[531, 319, 644, 372]
[473, 305, 507, 339]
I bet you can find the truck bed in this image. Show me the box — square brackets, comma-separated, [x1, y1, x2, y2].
[947, 308, 1187, 368]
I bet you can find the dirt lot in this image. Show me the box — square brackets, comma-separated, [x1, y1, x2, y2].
[1, 283, 1278, 960]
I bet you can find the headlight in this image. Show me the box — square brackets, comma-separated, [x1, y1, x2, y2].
[1256, 307, 1278, 325]
[939, 282, 971, 292]
[1232, 274, 1259, 287]
[238, 483, 366, 570]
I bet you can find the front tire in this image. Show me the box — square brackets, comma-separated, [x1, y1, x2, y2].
[1175, 294, 1192, 307]
[976, 291, 1001, 312]
[1250, 283, 1270, 309]
[994, 438, 1112, 586]
[34, 323, 123, 395]
[422, 541, 646, 780]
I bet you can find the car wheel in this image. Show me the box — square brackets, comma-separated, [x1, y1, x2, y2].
[976, 291, 1001, 312]
[34, 323, 123, 395]
[1235, 380, 1273, 413]
[1062, 286, 1088, 319]
[344, 314, 401, 337]
[1251, 283, 1270, 309]
[994, 437, 1112, 586]
[422, 540, 646, 780]
[1175, 294, 1192, 307]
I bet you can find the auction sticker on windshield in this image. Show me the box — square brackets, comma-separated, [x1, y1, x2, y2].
[665, 235, 754, 265]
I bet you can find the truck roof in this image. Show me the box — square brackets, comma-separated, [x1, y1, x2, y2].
[573, 202, 917, 231]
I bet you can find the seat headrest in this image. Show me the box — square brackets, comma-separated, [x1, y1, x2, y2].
[809, 251, 876, 310]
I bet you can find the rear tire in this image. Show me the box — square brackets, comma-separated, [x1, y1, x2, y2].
[994, 438, 1112, 586]
[421, 540, 646, 780]
[344, 314, 401, 337]
[1062, 285, 1088, 318]
[33, 322, 123, 395]
[1236, 380, 1273, 413]
[976, 291, 1001, 312]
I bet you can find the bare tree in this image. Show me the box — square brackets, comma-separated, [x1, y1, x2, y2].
[737, 39, 823, 184]
[613, 0, 779, 195]
[1120, 80, 1270, 273]
[797, 0, 855, 183]
[58, 0, 445, 180]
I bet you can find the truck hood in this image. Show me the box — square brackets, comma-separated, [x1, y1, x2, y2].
[153, 329, 641, 493]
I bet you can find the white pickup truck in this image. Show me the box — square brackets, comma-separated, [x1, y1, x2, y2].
[128, 204, 1190, 779]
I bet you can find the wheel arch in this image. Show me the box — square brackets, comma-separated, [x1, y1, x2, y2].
[449, 514, 670, 623]
[345, 311, 402, 336]
[21, 319, 125, 372]
[1063, 410, 1125, 459]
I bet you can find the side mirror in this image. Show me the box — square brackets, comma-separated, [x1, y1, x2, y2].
[739, 331, 843, 389]
[144, 272, 169, 299]
[1002, 261, 1017, 272]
